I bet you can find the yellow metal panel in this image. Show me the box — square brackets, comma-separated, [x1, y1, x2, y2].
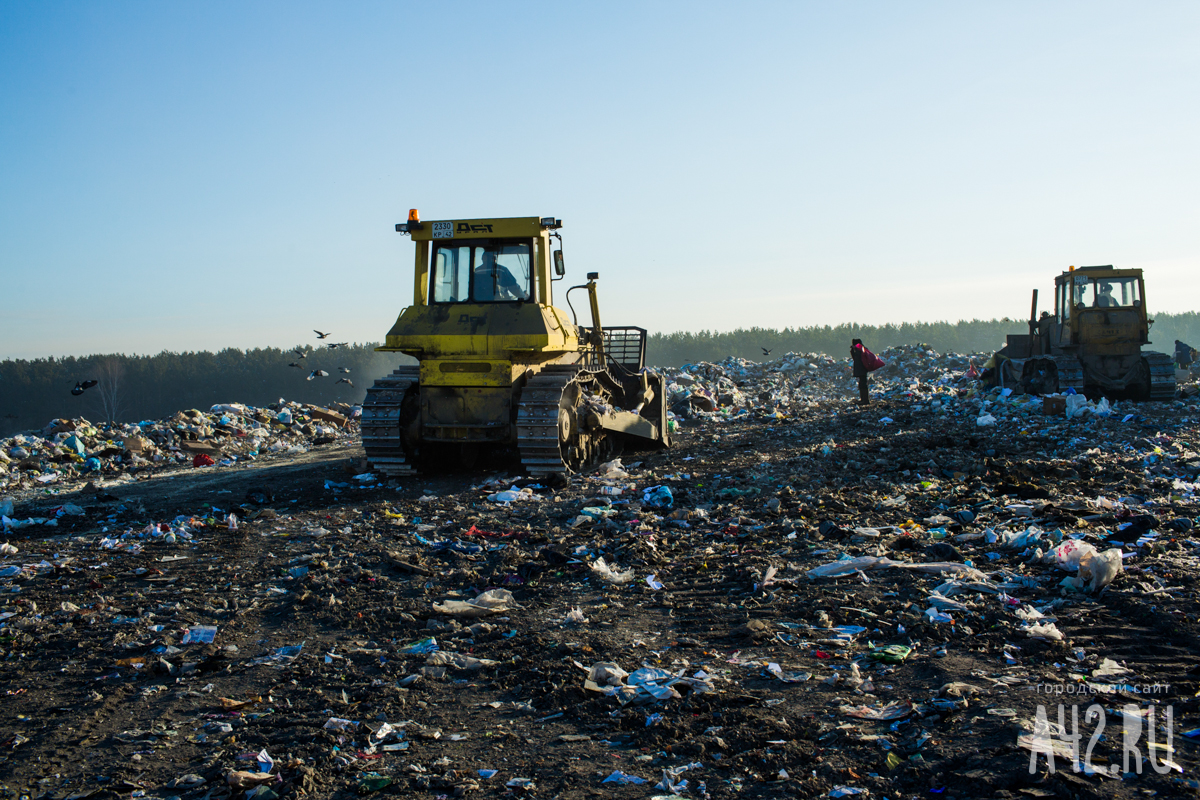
[535, 232, 550, 306]
[377, 303, 582, 358]
[420, 359, 513, 387]
[1057, 267, 1142, 281]
[410, 217, 543, 241]
[543, 305, 577, 349]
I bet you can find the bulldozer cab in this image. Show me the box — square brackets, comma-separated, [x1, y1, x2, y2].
[380, 215, 580, 360]
[397, 215, 563, 309]
[1054, 266, 1149, 349]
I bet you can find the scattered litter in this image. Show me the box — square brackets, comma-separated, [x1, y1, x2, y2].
[2, 343, 1197, 796]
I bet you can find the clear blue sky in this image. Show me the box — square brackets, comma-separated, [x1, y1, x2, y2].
[2, 1, 1198, 359]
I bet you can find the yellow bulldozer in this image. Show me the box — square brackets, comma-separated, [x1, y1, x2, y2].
[992, 265, 1176, 400]
[361, 211, 671, 477]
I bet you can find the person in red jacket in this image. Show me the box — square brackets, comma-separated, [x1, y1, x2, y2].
[851, 339, 870, 405]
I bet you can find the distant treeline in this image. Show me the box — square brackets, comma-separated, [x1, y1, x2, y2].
[0, 345, 414, 438]
[3, 313, 1197, 436]
[644, 312, 1200, 367]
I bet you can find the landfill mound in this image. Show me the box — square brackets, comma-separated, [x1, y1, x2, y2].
[2, 346, 1200, 799]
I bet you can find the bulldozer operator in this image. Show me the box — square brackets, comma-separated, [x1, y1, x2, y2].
[474, 250, 528, 302]
[1095, 282, 1117, 308]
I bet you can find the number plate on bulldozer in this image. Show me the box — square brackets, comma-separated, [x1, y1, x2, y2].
[432, 221, 453, 238]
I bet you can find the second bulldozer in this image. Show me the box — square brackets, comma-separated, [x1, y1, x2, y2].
[992, 265, 1175, 400]
[361, 211, 670, 478]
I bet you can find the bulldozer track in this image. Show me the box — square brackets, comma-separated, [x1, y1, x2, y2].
[1051, 356, 1084, 393]
[1144, 351, 1177, 401]
[361, 366, 420, 478]
[516, 365, 580, 476]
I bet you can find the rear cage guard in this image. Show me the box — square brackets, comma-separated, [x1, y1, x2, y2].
[582, 326, 648, 375]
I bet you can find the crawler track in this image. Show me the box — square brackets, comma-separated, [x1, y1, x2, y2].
[1054, 355, 1084, 392]
[1145, 351, 1178, 400]
[361, 366, 420, 478]
[516, 365, 580, 476]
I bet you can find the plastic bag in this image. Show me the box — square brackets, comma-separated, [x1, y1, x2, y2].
[1078, 548, 1123, 593]
[588, 662, 629, 687]
[1025, 622, 1064, 640]
[1050, 539, 1097, 569]
[591, 557, 635, 584]
[642, 485, 674, 509]
[1052, 540, 1123, 593]
[853, 343, 885, 371]
[433, 589, 521, 618]
[1065, 394, 1090, 419]
[487, 489, 530, 503]
[597, 458, 630, 479]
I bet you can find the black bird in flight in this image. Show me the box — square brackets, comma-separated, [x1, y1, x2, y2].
[336, 378, 354, 387]
[71, 380, 98, 396]
[761, 348, 772, 357]
[326, 342, 349, 349]
[307, 370, 329, 381]
[314, 330, 331, 339]
[288, 362, 302, 368]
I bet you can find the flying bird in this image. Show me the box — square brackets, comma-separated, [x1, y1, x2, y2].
[336, 378, 354, 387]
[307, 370, 329, 381]
[292, 348, 308, 358]
[71, 380, 98, 396]
[761, 348, 772, 357]
[288, 362, 302, 368]
[314, 330, 331, 339]
[326, 342, 349, 349]
[338, 367, 351, 373]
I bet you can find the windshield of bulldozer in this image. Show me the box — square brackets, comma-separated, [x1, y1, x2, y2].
[1065, 275, 1141, 311]
[431, 239, 532, 303]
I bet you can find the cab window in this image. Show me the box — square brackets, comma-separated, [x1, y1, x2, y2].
[1072, 277, 1141, 309]
[432, 245, 471, 302]
[431, 239, 532, 303]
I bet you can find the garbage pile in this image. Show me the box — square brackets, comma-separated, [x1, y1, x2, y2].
[666, 345, 985, 424]
[1, 400, 359, 500]
[1, 349, 1199, 799]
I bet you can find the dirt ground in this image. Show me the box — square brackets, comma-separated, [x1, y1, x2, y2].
[2, 394, 1199, 800]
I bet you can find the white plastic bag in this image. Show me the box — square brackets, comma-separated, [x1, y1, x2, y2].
[488, 488, 532, 503]
[1050, 539, 1097, 569]
[1053, 541, 1123, 593]
[1025, 622, 1064, 640]
[597, 458, 630, 479]
[587, 661, 629, 687]
[1078, 548, 1123, 593]
[591, 557, 635, 584]
[432, 588, 521, 617]
[1065, 394, 1090, 419]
